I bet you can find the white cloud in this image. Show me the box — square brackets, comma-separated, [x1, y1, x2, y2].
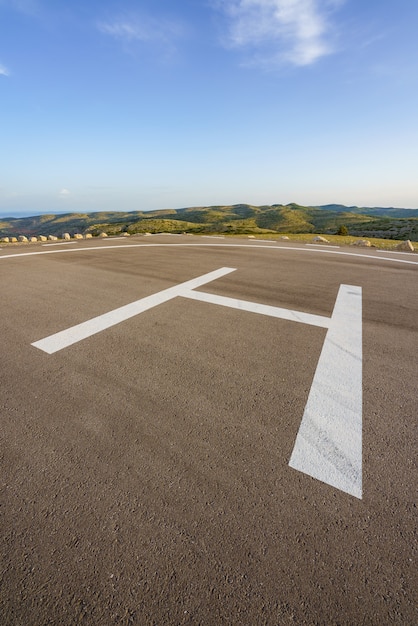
[59, 188, 70, 197]
[97, 13, 185, 51]
[98, 19, 151, 42]
[0, 63, 10, 76]
[215, 0, 343, 67]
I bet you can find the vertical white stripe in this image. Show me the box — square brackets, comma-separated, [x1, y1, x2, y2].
[289, 285, 362, 498]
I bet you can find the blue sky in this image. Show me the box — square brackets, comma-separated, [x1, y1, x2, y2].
[1, 0, 417, 216]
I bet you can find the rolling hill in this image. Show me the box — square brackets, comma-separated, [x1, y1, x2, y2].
[1, 203, 418, 241]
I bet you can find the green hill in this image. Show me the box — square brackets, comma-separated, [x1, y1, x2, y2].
[1, 203, 417, 241]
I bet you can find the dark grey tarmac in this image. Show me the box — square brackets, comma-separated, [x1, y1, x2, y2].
[1, 236, 417, 625]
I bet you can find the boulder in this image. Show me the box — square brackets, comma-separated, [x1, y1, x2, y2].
[39, 235, 47, 242]
[18, 235, 28, 242]
[98, 232, 108, 238]
[312, 236, 329, 243]
[48, 235, 58, 241]
[10, 237, 17, 243]
[0, 237, 9, 243]
[351, 239, 371, 247]
[30, 236, 38, 242]
[396, 239, 415, 252]
[279, 236, 290, 240]
[85, 233, 93, 239]
[121, 232, 130, 237]
[73, 233, 84, 240]
[62, 233, 71, 240]
[248, 235, 255, 239]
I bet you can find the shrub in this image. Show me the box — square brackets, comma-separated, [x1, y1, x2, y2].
[337, 225, 349, 236]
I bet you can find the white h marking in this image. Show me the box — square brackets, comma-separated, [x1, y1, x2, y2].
[32, 268, 362, 498]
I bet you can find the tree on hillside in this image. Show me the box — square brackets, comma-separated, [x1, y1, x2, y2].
[337, 225, 349, 236]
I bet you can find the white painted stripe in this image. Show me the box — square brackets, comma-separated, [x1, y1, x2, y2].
[42, 241, 78, 246]
[376, 248, 416, 256]
[306, 243, 340, 248]
[32, 267, 236, 354]
[289, 284, 362, 499]
[181, 290, 330, 329]
[1, 242, 418, 265]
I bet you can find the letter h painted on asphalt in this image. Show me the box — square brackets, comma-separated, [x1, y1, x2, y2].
[32, 267, 362, 499]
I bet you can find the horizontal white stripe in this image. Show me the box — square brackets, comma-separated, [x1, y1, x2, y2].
[181, 290, 330, 329]
[376, 248, 416, 255]
[1, 242, 417, 265]
[306, 243, 340, 249]
[42, 241, 79, 246]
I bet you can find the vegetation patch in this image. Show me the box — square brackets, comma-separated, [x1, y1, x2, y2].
[1, 203, 417, 243]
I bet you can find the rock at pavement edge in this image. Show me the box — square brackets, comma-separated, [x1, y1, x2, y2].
[396, 239, 415, 252]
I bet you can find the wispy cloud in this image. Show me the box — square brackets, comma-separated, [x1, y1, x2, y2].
[97, 12, 185, 58]
[215, 0, 343, 67]
[59, 188, 70, 198]
[0, 0, 40, 16]
[0, 63, 10, 76]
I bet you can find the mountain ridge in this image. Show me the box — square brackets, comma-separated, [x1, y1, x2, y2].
[1, 203, 418, 240]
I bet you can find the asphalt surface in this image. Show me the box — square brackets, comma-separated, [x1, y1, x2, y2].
[1, 236, 417, 625]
